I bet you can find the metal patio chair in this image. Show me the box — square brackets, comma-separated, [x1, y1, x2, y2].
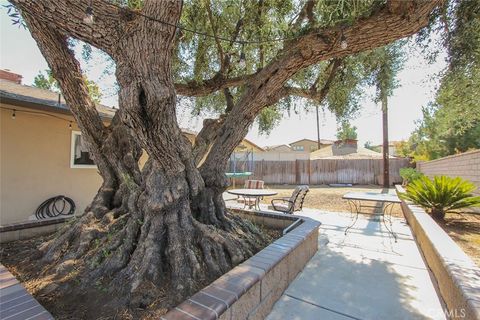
[271, 185, 309, 214]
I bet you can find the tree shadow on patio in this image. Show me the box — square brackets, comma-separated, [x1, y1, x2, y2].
[268, 242, 446, 320]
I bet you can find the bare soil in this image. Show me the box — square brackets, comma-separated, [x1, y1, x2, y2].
[437, 211, 480, 266]
[260, 184, 480, 266]
[0, 220, 281, 320]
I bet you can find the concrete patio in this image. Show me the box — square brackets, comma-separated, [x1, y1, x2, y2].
[264, 209, 447, 320]
[224, 194, 448, 320]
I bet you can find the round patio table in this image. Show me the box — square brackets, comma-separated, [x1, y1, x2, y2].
[227, 189, 278, 211]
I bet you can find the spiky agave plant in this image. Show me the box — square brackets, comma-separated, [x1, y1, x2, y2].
[400, 175, 480, 220]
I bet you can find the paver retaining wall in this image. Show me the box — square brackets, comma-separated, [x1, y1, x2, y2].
[0, 264, 53, 320]
[397, 186, 480, 320]
[162, 210, 320, 320]
[0, 217, 71, 243]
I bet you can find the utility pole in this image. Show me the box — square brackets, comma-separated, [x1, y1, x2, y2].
[316, 105, 321, 150]
[382, 95, 390, 188]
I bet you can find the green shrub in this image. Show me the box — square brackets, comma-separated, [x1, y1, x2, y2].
[400, 175, 480, 220]
[399, 168, 423, 185]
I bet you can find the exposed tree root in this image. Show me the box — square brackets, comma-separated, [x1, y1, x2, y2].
[34, 169, 270, 313]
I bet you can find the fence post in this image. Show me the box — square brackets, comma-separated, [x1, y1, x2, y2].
[261, 160, 265, 182]
[295, 160, 300, 184]
[308, 159, 311, 185]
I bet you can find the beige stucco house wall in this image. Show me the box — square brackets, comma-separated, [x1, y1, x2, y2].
[0, 105, 105, 224]
[0, 74, 263, 225]
[260, 140, 334, 160]
[290, 139, 333, 152]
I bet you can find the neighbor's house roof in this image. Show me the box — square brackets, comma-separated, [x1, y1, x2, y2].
[0, 79, 116, 120]
[0, 79, 264, 151]
[310, 145, 396, 160]
[264, 144, 292, 151]
[184, 127, 265, 152]
[236, 139, 265, 152]
[289, 138, 335, 145]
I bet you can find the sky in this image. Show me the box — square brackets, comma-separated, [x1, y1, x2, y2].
[0, 3, 447, 148]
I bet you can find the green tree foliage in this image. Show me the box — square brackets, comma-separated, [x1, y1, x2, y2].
[336, 120, 357, 140]
[406, 0, 480, 160]
[33, 69, 103, 103]
[10, 1, 413, 135]
[367, 42, 406, 104]
[400, 175, 480, 220]
[33, 69, 60, 92]
[257, 106, 283, 135]
[399, 167, 423, 185]
[392, 141, 411, 158]
[176, 0, 403, 133]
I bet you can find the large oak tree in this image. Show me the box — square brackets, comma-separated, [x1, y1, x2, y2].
[10, 0, 441, 314]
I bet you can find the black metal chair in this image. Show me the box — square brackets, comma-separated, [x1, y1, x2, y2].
[271, 185, 309, 214]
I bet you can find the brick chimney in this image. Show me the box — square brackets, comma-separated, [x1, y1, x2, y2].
[0, 69, 22, 84]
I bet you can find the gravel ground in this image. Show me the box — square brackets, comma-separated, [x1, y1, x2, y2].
[259, 184, 403, 216]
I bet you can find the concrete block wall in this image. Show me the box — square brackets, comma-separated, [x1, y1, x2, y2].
[396, 186, 480, 320]
[0, 217, 71, 243]
[417, 150, 480, 195]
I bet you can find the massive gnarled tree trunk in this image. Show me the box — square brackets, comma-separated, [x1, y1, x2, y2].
[17, 1, 267, 312]
[12, 0, 441, 314]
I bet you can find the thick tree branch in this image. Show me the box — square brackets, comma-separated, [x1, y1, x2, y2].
[281, 58, 342, 102]
[291, 0, 317, 30]
[175, 73, 256, 96]
[201, 0, 441, 176]
[192, 117, 225, 166]
[223, 88, 235, 113]
[22, 12, 143, 191]
[243, 0, 440, 115]
[178, 1, 438, 100]
[21, 13, 121, 183]
[11, 0, 127, 55]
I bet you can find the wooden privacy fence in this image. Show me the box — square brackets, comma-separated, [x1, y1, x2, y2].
[228, 158, 412, 185]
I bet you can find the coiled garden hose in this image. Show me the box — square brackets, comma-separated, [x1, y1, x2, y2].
[35, 196, 76, 219]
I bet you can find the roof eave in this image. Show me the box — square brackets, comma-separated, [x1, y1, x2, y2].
[0, 91, 114, 121]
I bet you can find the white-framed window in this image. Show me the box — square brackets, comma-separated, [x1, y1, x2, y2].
[293, 145, 304, 151]
[70, 131, 96, 168]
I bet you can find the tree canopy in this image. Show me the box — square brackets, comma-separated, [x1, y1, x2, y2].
[400, 0, 480, 160]
[7, 0, 425, 134]
[175, 0, 413, 133]
[336, 120, 358, 140]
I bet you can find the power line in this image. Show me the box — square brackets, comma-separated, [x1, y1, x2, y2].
[133, 11, 295, 44]
[87, 3, 344, 46]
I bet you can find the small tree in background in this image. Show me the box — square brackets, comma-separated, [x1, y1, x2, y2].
[34, 69, 103, 103]
[336, 120, 358, 140]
